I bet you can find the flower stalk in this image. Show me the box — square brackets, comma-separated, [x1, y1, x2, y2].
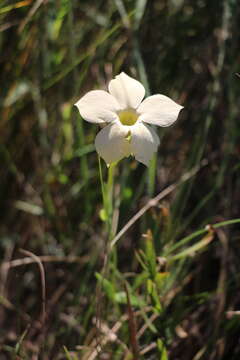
[98, 157, 117, 241]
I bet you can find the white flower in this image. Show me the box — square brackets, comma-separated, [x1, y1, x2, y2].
[75, 72, 183, 166]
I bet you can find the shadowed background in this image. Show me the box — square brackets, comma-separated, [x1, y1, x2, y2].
[0, 0, 240, 359]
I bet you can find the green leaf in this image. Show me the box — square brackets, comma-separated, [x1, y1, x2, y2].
[157, 339, 168, 360]
[99, 208, 107, 222]
[133, 271, 149, 290]
[63, 346, 75, 360]
[145, 230, 157, 278]
[147, 279, 162, 313]
[166, 218, 240, 255]
[169, 230, 214, 260]
[155, 272, 170, 290]
[122, 187, 133, 200]
[151, 285, 162, 313]
[114, 291, 145, 307]
[95, 273, 115, 301]
[135, 250, 148, 271]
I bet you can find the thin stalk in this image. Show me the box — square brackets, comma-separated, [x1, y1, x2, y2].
[98, 156, 108, 215]
[96, 159, 118, 337]
[107, 163, 116, 226]
[98, 157, 117, 241]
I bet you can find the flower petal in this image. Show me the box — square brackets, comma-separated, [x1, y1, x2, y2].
[75, 90, 120, 124]
[138, 94, 183, 127]
[108, 72, 145, 110]
[130, 123, 160, 166]
[95, 122, 131, 164]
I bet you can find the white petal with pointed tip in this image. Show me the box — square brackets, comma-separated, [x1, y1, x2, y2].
[130, 123, 160, 166]
[138, 94, 183, 127]
[95, 122, 131, 164]
[75, 90, 120, 124]
[108, 72, 145, 110]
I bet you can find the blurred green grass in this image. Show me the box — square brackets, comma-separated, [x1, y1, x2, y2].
[0, 0, 240, 359]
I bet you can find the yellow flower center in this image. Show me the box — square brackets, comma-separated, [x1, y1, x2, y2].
[118, 109, 138, 126]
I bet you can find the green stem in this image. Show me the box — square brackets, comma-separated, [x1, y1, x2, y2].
[107, 163, 116, 219]
[98, 156, 107, 214]
[96, 159, 118, 329]
[98, 157, 117, 240]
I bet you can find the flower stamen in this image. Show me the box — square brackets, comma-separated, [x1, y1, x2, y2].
[124, 130, 132, 142]
[118, 110, 138, 126]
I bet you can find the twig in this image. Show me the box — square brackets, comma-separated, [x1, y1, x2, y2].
[137, 312, 159, 339]
[18, 0, 45, 33]
[19, 249, 46, 325]
[1, 255, 89, 271]
[140, 342, 157, 355]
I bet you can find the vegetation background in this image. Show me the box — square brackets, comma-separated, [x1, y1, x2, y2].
[0, 0, 240, 359]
